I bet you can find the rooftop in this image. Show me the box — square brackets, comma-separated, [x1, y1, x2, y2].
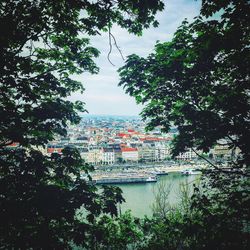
[121, 147, 138, 152]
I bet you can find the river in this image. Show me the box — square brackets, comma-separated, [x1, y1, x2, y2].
[115, 173, 200, 217]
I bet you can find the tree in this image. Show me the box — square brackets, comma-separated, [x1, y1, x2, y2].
[119, 0, 250, 248]
[151, 181, 173, 218]
[119, 0, 250, 171]
[84, 211, 143, 250]
[0, 0, 164, 248]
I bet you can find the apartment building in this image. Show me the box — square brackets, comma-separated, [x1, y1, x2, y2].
[121, 147, 139, 162]
[102, 148, 115, 165]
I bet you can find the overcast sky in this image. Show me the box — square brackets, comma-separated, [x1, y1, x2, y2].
[69, 0, 201, 116]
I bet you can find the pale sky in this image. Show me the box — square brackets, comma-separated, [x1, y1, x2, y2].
[69, 0, 201, 116]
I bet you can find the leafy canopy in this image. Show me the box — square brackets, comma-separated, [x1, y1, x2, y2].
[118, 1, 250, 248]
[0, 0, 164, 248]
[119, 0, 250, 169]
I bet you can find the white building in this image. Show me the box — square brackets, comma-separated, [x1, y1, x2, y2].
[155, 143, 170, 161]
[101, 148, 115, 165]
[176, 148, 197, 160]
[80, 148, 89, 162]
[121, 148, 139, 162]
[138, 146, 155, 162]
[86, 149, 102, 165]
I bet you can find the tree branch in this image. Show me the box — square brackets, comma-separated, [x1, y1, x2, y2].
[107, 25, 115, 66]
[191, 147, 249, 176]
[191, 147, 218, 169]
[110, 32, 125, 61]
[107, 24, 124, 66]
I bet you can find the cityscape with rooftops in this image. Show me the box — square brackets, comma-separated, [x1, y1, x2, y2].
[6, 114, 241, 216]
[8, 114, 235, 174]
[42, 115, 233, 166]
[35, 114, 235, 183]
[1, 0, 249, 248]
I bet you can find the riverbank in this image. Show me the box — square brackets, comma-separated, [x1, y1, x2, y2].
[90, 164, 206, 185]
[96, 163, 207, 171]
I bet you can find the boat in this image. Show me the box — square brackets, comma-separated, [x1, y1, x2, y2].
[92, 173, 157, 184]
[146, 176, 158, 182]
[155, 169, 169, 175]
[181, 169, 201, 175]
[143, 168, 169, 176]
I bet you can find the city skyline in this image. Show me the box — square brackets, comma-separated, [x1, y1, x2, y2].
[69, 0, 201, 116]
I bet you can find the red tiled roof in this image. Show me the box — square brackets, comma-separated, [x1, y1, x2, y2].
[140, 137, 162, 141]
[133, 131, 140, 135]
[121, 147, 138, 152]
[127, 129, 135, 133]
[8, 142, 19, 147]
[117, 133, 130, 137]
[47, 148, 62, 153]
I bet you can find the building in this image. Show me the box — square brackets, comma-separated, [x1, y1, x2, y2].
[72, 136, 89, 147]
[155, 143, 170, 161]
[114, 148, 123, 163]
[102, 148, 115, 165]
[86, 149, 102, 165]
[138, 146, 155, 162]
[212, 144, 240, 160]
[176, 148, 197, 160]
[121, 147, 139, 162]
[47, 143, 64, 154]
[80, 148, 89, 162]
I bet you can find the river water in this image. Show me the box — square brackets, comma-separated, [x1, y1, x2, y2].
[116, 173, 200, 218]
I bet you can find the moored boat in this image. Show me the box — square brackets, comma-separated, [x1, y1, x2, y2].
[92, 173, 157, 184]
[181, 169, 201, 175]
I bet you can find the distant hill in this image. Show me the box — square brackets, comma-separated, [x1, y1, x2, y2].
[81, 114, 140, 120]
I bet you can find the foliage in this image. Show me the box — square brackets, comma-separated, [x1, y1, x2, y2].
[0, 147, 124, 248]
[119, 0, 250, 169]
[118, 0, 250, 249]
[135, 174, 249, 250]
[151, 181, 173, 218]
[0, 0, 164, 248]
[84, 211, 143, 250]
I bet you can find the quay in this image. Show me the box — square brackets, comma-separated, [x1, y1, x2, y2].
[89, 164, 207, 184]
